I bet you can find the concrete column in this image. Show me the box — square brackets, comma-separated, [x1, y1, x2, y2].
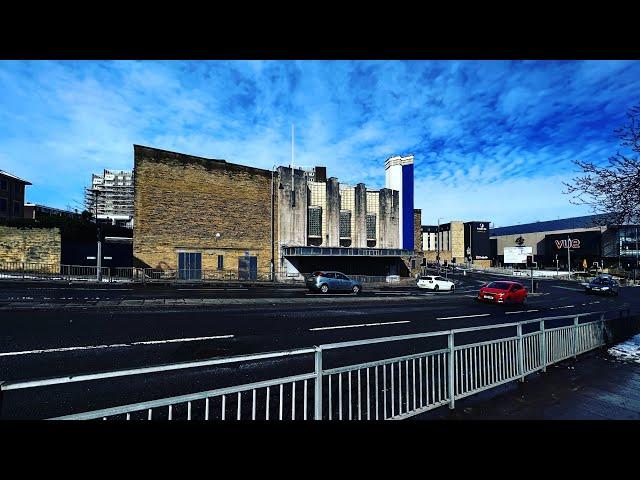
[277, 167, 308, 248]
[379, 188, 399, 248]
[354, 183, 367, 248]
[326, 177, 340, 247]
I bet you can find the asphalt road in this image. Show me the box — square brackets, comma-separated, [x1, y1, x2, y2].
[1, 273, 638, 419]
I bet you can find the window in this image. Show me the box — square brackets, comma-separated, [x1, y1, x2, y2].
[13, 201, 20, 214]
[0, 178, 6, 190]
[0, 198, 6, 212]
[217, 255, 224, 271]
[339, 211, 351, 238]
[14, 183, 20, 196]
[308, 206, 322, 238]
[366, 213, 376, 240]
[411, 259, 416, 269]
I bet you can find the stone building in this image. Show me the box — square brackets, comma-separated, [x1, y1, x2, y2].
[422, 220, 491, 268]
[133, 146, 421, 280]
[133, 145, 276, 280]
[0, 225, 61, 266]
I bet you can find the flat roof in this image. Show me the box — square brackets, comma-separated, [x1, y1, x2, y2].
[490, 214, 611, 236]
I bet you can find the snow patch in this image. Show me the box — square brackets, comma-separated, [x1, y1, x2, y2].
[608, 334, 640, 363]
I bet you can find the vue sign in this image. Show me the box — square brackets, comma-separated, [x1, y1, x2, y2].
[555, 239, 581, 249]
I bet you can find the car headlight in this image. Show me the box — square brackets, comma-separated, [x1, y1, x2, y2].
[602, 287, 609, 290]
[498, 293, 504, 297]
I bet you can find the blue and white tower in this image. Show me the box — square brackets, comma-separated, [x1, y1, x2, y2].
[384, 155, 414, 250]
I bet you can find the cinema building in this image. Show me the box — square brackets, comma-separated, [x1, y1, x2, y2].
[490, 214, 640, 271]
[133, 146, 422, 280]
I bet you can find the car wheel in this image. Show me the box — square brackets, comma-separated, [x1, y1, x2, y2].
[352, 285, 361, 295]
[450, 284, 455, 292]
[434, 285, 439, 292]
[320, 284, 329, 294]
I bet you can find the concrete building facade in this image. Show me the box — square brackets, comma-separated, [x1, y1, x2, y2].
[422, 220, 491, 268]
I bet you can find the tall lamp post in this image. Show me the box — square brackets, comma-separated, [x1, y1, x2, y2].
[87, 187, 102, 282]
[437, 217, 443, 273]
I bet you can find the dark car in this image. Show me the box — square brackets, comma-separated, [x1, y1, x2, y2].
[585, 276, 619, 296]
[306, 271, 362, 294]
[477, 280, 528, 306]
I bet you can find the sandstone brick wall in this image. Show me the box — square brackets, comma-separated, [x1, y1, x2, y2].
[133, 146, 275, 274]
[450, 221, 465, 261]
[0, 226, 61, 265]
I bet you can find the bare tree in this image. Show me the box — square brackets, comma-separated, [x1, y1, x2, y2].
[564, 103, 640, 225]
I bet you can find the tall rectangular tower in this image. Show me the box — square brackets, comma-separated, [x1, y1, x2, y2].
[384, 155, 414, 250]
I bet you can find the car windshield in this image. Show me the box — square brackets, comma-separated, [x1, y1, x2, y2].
[592, 278, 609, 285]
[486, 282, 512, 290]
[420, 276, 432, 280]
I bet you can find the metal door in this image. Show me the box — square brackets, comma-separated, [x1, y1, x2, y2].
[238, 256, 258, 281]
[178, 252, 202, 280]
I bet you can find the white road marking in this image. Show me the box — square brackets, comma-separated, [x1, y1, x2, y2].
[374, 292, 410, 295]
[551, 286, 585, 291]
[437, 313, 491, 320]
[309, 320, 410, 331]
[0, 335, 235, 357]
[505, 309, 540, 315]
[549, 305, 575, 310]
[177, 288, 248, 291]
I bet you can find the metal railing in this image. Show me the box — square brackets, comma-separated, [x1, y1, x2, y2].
[1, 310, 630, 420]
[0, 263, 420, 285]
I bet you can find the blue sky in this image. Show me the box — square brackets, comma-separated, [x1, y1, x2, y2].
[1, 60, 638, 227]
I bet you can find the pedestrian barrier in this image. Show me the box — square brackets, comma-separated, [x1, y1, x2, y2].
[0, 310, 631, 420]
[0, 263, 419, 285]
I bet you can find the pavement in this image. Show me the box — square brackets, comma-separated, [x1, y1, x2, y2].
[418, 349, 640, 420]
[1, 271, 639, 419]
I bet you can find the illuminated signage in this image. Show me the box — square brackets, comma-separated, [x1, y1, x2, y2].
[554, 239, 581, 249]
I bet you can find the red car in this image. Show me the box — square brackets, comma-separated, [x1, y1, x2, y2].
[477, 281, 528, 306]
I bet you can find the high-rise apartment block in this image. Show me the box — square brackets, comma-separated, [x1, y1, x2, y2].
[85, 169, 134, 228]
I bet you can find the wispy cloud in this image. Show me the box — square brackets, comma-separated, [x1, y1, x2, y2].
[0, 60, 638, 223]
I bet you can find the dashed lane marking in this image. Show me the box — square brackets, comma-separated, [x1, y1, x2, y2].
[437, 313, 491, 320]
[309, 320, 410, 331]
[549, 305, 575, 310]
[0, 335, 235, 357]
[505, 309, 540, 315]
[551, 286, 585, 291]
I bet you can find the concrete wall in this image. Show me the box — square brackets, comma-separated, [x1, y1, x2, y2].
[277, 167, 308, 249]
[133, 145, 274, 274]
[0, 226, 61, 265]
[378, 188, 399, 248]
[326, 177, 340, 247]
[353, 183, 367, 248]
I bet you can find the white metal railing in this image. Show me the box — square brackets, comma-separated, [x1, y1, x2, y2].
[1, 311, 629, 421]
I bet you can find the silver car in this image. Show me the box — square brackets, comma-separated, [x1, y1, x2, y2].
[306, 271, 362, 294]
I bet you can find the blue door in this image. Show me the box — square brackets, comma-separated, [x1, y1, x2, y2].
[178, 252, 202, 280]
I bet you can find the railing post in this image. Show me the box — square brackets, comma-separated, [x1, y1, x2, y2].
[314, 348, 323, 420]
[517, 323, 525, 382]
[573, 316, 579, 358]
[540, 320, 547, 373]
[448, 332, 455, 409]
[22, 262, 25, 280]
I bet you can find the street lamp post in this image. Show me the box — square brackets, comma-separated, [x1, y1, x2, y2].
[437, 217, 443, 274]
[567, 235, 571, 276]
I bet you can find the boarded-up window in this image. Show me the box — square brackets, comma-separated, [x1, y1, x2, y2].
[308, 206, 322, 238]
[340, 210, 351, 238]
[366, 213, 376, 240]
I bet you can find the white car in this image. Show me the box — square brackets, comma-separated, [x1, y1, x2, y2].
[417, 275, 455, 292]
